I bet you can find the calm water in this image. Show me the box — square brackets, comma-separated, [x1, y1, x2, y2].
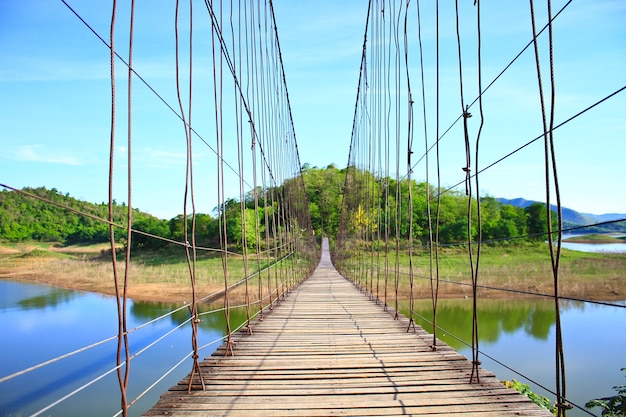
[0, 280, 248, 417]
[1, 280, 624, 417]
[406, 298, 626, 417]
[562, 241, 626, 253]
[562, 235, 626, 253]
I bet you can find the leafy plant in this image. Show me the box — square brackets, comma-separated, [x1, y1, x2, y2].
[504, 379, 556, 414]
[586, 368, 626, 417]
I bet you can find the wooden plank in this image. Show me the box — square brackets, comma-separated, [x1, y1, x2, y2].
[143, 239, 553, 417]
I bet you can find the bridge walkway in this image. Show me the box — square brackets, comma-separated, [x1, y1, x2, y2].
[143, 239, 552, 416]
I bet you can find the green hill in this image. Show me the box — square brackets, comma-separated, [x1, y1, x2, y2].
[497, 198, 626, 234]
[0, 187, 164, 245]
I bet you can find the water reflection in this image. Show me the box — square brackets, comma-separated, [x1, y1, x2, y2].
[0, 280, 80, 311]
[0, 280, 249, 417]
[18, 288, 78, 309]
[407, 298, 614, 351]
[1, 279, 624, 417]
[130, 300, 254, 334]
[407, 297, 626, 417]
[408, 298, 558, 350]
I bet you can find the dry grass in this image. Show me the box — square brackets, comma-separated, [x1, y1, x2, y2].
[2, 241, 624, 303]
[335, 244, 626, 301]
[0, 243, 308, 304]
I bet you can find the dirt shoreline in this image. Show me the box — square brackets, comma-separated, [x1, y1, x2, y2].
[2, 242, 625, 303]
[0, 270, 224, 304]
[3, 263, 624, 304]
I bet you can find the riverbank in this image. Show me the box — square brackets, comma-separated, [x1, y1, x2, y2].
[0, 243, 240, 303]
[563, 233, 626, 244]
[1, 242, 625, 303]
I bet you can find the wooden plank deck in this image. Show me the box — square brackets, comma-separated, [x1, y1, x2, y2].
[143, 239, 553, 416]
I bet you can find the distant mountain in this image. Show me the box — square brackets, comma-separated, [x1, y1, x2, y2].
[592, 213, 626, 222]
[497, 198, 626, 234]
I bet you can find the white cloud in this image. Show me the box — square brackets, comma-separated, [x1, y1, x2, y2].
[12, 145, 83, 166]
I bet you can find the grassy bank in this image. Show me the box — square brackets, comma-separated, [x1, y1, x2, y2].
[334, 243, 626, 302]
[1, 241, 625, 303]
[0, 242, 305, 304]
[563, 233, 626, 243]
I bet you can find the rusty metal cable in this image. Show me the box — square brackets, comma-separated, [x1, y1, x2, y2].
[106, 1, 130, 414]
[452, 0, 479, 383]
[403, 0, 416, 333]
[175, 0, 205, 392]
[430, 0, 442, 352]
[413, 0, 435, 343]
[529, 0, 569, 413]
[469, 0, 485, 386]
[406, 0, 575, 180]
[392, 0, 402, 320]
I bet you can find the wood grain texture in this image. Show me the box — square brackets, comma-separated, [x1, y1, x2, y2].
[143, 239, 553, 416]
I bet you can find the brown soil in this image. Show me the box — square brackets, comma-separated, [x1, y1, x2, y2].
[2, 245, 624, 303]
[2, 258, 624, 304]
[0, 257, 214, 304]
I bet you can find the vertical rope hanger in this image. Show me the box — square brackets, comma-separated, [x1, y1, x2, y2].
[414, 0, 435, 347]
[273, 173, 284, 305]
[265, 4, 286, 305]
[403, 0, 417, 333]
[209, 0, 234, 357]
[375, 0, 390, 307]
[470, 0, 485, 385]
[356, 47, 367, 294]
[238, 0, 258, 329]
[249, 0, 265, 318]
[366, 0, 379, 301]
[267, 119, 280, 298]
[382, 0, 392, 311]
[453, 0, 480, 383]
[235, 0, 252, 336]
[431, 0, 442, 352]
[121, 0, 136, 408]
[392, 0, 402, 320]
[107, 1, 131, 414]
[529, 0, 569, 413]
[265, 112, 282, 303]
[262, 160, 274, 311]
[252, 2, 273, 313]
[175, 0, 205, 391]
[372, 0, 382, 303]
[252, 142, 264, 320]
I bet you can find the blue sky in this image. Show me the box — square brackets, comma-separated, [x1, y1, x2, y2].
[1, 0, 624, 220]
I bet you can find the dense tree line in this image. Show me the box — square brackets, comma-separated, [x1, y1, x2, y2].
[0, 187, 118, 244]
[1, 168, 560, 249]
[0, 186, 295, 251]
[299, 165, 558, 245]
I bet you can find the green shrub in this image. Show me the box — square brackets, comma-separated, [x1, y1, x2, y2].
[504, 379, 556, 414]
[586, 368, 626, 417]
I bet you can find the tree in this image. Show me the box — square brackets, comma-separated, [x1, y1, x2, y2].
[226, 208, 261, 249]
[130, 215, 171, 250]
[525, 202, 558, 241]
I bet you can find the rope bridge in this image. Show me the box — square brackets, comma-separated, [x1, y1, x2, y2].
[1, 0, 624, 416]
[334, 1, 624, 417]
[144, 238, 555, 416]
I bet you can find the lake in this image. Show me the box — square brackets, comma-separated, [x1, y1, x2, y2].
[562, 234, 626, 253]
[1, 279, 624, 417]
[407, 298, 626, 417]
[562, 241, 626, 253]
[0, 280, 249, 417]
